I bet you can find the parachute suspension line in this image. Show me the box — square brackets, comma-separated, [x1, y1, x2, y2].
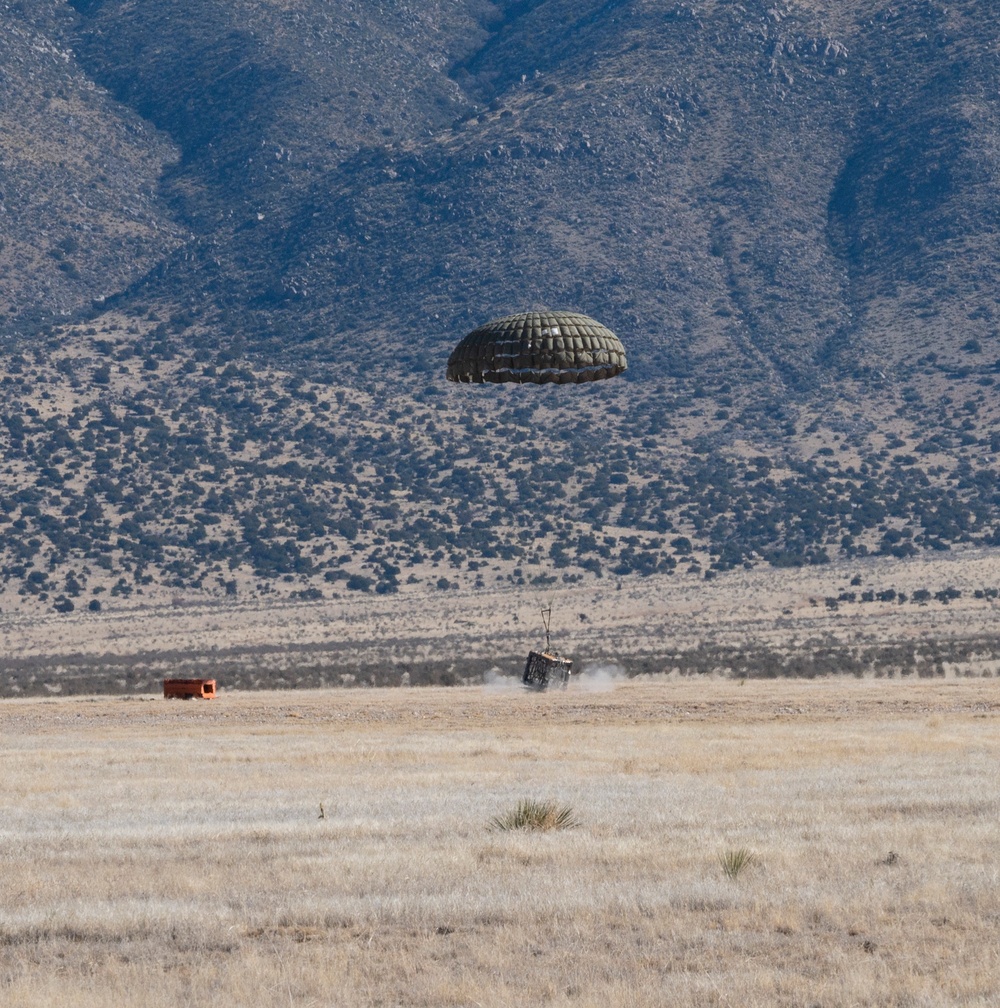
[540, 603, 553, 652]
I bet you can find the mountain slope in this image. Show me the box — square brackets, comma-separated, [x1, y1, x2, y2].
[0, 0, 181, 337]
[70, 0, 1000, 387]
[1, 0, 1000, 618]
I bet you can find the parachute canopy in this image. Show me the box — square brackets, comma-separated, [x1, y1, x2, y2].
[446, 310, 627, 385]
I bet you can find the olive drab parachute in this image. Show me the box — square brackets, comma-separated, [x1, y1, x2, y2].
[446, 310, 627, 385]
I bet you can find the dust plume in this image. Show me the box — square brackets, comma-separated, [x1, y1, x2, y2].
[573, 661, 626, 692]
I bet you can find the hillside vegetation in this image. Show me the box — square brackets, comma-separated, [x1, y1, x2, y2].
[2, 0, 1000, 612]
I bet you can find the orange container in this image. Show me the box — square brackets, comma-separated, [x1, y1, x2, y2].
[163, 678, 217, 699]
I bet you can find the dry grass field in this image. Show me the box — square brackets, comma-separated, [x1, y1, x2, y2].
[2, 677, 1000, 1007]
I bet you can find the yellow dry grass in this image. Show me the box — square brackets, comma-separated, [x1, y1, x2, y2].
[2, 678, 1000, 1007]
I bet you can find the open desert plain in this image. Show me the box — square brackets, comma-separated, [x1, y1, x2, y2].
[7, 546, 1000, 695]
[8, 0, 1000, 1004]
[3, 674, 1000, 1007]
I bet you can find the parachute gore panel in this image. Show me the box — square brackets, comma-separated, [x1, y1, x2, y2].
[447, 311, 627, 385]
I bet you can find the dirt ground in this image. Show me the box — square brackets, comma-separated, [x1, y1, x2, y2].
[4, 676, 999, 734]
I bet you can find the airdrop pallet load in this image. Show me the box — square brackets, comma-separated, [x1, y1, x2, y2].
[522, 650, 572, 690]
[521, 604, 572, 690]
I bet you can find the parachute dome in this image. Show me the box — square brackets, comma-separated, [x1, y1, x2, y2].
[446, 311, 627, 385]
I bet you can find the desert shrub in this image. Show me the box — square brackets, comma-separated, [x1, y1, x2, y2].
[489, 799, 580, 832]
[719, 847, 756, 880]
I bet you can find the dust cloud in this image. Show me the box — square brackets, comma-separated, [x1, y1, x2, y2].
[573, 661, 626, 692]
[482, 667, 522, 692]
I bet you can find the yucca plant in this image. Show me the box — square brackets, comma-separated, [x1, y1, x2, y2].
[719, 847, 756, 880]
[489, 799, 580, 832]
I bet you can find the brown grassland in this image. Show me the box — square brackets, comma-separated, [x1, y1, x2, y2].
[2, 677, 1000, 1006]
